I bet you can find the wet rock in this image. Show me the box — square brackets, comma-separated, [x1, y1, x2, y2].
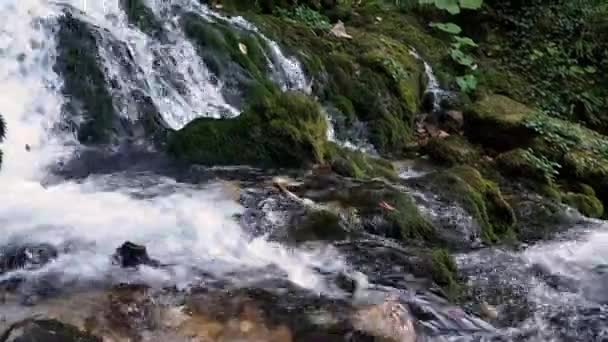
[105, 284, 159, 337]
[112, 241, 160, 268]
[351, 297, 416, 342]
[480, 301, 498, 321]
[0, 244, 58, 274]
[0, 319, 101, 342]
[442, 110, 464, 133]
[330, 21, 352, 39]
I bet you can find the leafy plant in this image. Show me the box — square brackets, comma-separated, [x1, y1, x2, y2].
[276, 5, 331, 30]
[521, 148, 562, 182]
[429, 22, 462, 34]
[456, 74, 477, 93]
[419, 0, 483, 14]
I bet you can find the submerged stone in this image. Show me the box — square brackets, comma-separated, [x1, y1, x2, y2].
[113, 241, 160, 268]
[0, 244, 58, 274]
[0, 319, 101, 342]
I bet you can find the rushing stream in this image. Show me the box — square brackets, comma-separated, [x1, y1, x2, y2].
[1, 1, 607, 341]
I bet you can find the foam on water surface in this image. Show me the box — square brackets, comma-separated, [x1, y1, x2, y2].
[0, 0, 345, 294]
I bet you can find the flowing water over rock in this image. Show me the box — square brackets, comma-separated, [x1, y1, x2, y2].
[1, 1, 607, 341]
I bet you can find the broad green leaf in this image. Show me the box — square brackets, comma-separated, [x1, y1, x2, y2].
[585, 66, 597, 74]
[453, 36, 478, 47]
[456, 74, 478, 93]
[459, 0, 483, 10]
[450, 48, 475, 67]
[435, 0, 460, 14]
[429, 22, 462, 34]
[569, 65, 585, 74]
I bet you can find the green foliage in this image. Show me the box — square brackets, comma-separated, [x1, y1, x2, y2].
[456, 74, 477, 93]
[429, 22, 462, 34]
[520, 148, 562, 182]
[424, 1, 481, 92]
[485, 0, 608, 131]
[276, 5, 331, 30]
[419, 0, 483, 14]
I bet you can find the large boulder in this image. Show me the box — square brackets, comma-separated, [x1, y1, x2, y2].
[168, 90, 328, 168]
[293, 174, 437, 244]
[409, 166, 516, 243]
[464, 95, 537, 151]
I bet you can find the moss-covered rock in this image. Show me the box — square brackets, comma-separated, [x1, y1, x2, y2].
[417, 165, 516, 243]
[496, 148, 556, 183]
[295, 175, 436, 243]
[430, 248, 460, 299]
[120, 0, 164, 38]
[54, 14, 116, 144]
[563, 192, 604, 218]
[181, 12, 275, 109]
[327, 144, 398, 180]
[337, 183, 436, 242]
[425, 135, 480, 166]
[253, 15, 426, 156]
[289, 208, 348, 243]
[168, 90, 328, 167]
[464, 95, 537, 151]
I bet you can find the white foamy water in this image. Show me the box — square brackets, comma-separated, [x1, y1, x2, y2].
[409, 48, 444, 114]
[57, 0, 239, 129]
[152, 0, 311, 93]
[0, 0, 345, 294]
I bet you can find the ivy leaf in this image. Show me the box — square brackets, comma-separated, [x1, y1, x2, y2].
[459, 0, 483, 10]
[429, 22, 462, 34]
[434, 0, 460, 14]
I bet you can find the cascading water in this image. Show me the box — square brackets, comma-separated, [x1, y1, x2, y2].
[4, 1, 605, 341]
[0, 0, 346, 295]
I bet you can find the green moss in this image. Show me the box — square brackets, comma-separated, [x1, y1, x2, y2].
[55, 14, 115, 144]
[563, 192, 604, 218]
[425, 135, 479, 166]
[424, 166, 516, 243]
[168, 90, 328, 167]
[290, 209, 347, 243]
[496, 148, 556, 183]
[336, 183, 436, 242]
[431, 248, 461, 300]
[120, 0, 164, 37]
[327, 144, 398, 180]
[180, 12, 271, 91]
[252, 14, 426, 156]
[464, 95, 537, 151]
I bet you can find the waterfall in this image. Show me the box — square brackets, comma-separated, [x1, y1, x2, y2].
[409, 48, 444, 114]
[0, 0, 345, 292]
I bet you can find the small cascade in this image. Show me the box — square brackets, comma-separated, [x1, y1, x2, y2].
[150, 0, 311, 94]
[409, 48, 446, 115]
[324, 111, 376, 154]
